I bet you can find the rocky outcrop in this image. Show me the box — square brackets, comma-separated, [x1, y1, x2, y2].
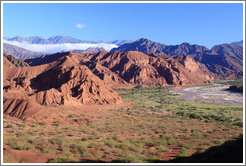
[110, 38, 243, 78]
[201, 44, 243, 78]
[25, 50, 214, 87]
[3, 55, 123, 118]
[76, 51, 213, 87]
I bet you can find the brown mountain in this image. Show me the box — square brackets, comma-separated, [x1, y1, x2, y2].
[111, 38, 209, 57]
[82, 51, 213, 86]
[200, 44, 243, 78]
[4, 54, 29, 67]
[111, 38, 243, 78]
[3, 55, 123, 119]
[3, 56, 15, 68]
[25, 51, 214, 88]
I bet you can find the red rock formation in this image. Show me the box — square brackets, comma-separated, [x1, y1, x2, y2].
[25, 50, 214, 87]
[77, 51, 214, 86]
[3, 55, 123, 118]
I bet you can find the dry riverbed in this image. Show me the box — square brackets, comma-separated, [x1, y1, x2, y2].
[170, 84, 243, 106]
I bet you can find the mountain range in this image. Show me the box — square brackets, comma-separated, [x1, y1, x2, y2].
[3, 49, 214, 119]
[3, 35, 243, 78]
[4, 35, 132, 45]
[231, 40, 243, 45]
[3, 43, 44, 58]
[111, 38, 243, 78]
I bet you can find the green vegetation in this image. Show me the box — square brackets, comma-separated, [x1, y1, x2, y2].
[3, 53, 29, 67]
[53, 121, 61, 126]
[68, 114, 74, 118]
[48, 156, 73, 163]
[6, 124, 13, 128]
[117, 86, 243, 127]
[177, 148, 189, 158]
[3, 85, 243, 163]
[212, 78, 243, 86]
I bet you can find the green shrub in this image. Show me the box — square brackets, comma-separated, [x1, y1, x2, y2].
[157, 145, 171, 152]
[3, 115, 8, 119]
[29, 131, 37, 136]
[103, 139, 117, 147]
[212, 139, 225, 145]
[81, 137, 88, 141]
[180, 142, 196, 149]
[177, 148, 189, 158]
[6, 124, 13, 128]
[48, 156, 73, 163]
[31, 124, 38, 127]
[18, 124, 26, 128]
[200, 141, 212, 146]
[167, 139, 177, 145]
[16, 132, 25, 137]
[153, 139, 167, 146]
[14, 144, 31, 150]
[39, 122, 46, 126]
[112, 135, 118, 140]
[70, 142, 88, 155]
[49, 137, 63, 145]
[67, 133, 75, 137]
[120, 153, 143, 163]
[53, 121, 61, 126]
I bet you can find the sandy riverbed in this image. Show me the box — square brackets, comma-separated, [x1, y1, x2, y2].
[169, 84, 243, 106]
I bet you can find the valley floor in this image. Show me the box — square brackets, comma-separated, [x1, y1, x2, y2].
[170, 83, 243, 106]
[3, 83, 243, 163]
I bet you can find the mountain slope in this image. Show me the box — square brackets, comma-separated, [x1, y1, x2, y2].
[111, 38, 243, 78]
[4, 54, 29, 67]
[25, 51, 214, 87]
[47, 35, 98, 44]
[3, 54, 123, 119]
[231, 40, 243, 45]
[200, 44, 243, 77]
[6, 36, 51, 44]
[73, 47, 106, 53]
[3, 43, 43, 58]
[111, 38, 167, 54]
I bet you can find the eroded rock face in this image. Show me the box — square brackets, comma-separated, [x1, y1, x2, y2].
[25, 50, 214, 87]
[3, 49, 213, 118]
[3, 55, 123, 118]
[110, 38, 243, 78]
[75, 51, 214, 87]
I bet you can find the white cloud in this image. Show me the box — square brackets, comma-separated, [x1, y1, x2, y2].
[3, 40, 118, 54]
[75, 23, 86, 29]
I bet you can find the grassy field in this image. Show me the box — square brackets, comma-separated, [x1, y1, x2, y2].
[117, 86, 243, 127]
[3, 86, 243, 163]
[212, 78, 243, 86]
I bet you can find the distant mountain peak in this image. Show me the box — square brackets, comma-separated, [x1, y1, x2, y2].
[137, 38, 150, 41]
[181, 42, 191, 46]
[136, 38, 155, 44]
[231, 40, 243, 45]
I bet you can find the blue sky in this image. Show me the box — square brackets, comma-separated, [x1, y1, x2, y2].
[3, 2, 243, 48]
